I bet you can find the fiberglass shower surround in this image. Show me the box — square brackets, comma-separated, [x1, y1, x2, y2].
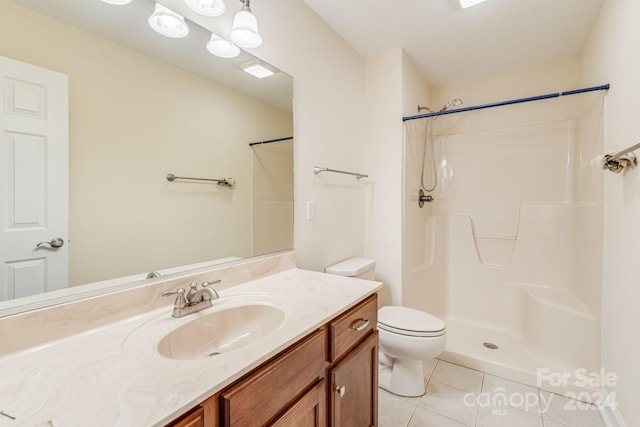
[402, 84, 607, 387]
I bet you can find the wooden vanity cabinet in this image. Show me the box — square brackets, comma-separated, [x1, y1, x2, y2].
[166, 293, 378, 427]
[327, 294, 378, 427]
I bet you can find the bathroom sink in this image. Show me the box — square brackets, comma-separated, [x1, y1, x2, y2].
[157, 304, 285, 360]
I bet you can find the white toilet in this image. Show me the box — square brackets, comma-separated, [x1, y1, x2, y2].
[325, 257, 447, 397]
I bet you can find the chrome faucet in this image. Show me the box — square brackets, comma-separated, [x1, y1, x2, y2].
[163, 279, 221, 318]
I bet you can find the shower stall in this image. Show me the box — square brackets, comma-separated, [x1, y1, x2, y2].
[402, 88, 605, 389]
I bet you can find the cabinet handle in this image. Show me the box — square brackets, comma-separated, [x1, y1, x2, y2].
[335, 385, 346, 397]
[351, 318, 370, 332]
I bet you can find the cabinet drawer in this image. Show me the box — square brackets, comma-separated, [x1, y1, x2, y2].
[329, 294, 377, 362]
[220, 328, 326, 426]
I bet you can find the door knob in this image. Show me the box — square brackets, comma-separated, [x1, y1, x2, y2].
[36, 237, 64, 248]
[335, 385, 346, 397]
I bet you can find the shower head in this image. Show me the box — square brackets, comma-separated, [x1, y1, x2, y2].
[440, 98, 463, 112]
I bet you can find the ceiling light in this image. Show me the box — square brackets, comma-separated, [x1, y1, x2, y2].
[229, 0, 262, 48]
[148, 3, 190, 38]
[100, 0, 133, 4]
[184, 0, 226, 17]
[240, 61, 275, 79]
[207, 33, 241, 58]
[459, 0, 488, 8]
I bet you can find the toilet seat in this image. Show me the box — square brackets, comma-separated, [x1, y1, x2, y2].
[378, 306, 445, 337]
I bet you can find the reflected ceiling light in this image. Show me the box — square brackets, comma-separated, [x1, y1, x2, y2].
[229, 0, 262, 48]
[148, 3, 190, 38]
[184, 0, 226, 17]
[100, 0, 133, 4]
[459, 0, 488, 8]
[207, 33, 241, 58]
[240, 61, 275, 79]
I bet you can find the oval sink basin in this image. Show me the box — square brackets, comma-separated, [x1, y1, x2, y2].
[157, 304, 285, 360]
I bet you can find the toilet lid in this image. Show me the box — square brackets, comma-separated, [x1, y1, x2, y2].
[378, 306, 445, 336]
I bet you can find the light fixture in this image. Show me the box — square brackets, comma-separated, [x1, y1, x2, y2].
[229, 0, 262, 49]
[148, 3, 190, 38]
[240, 61, 275, 79]
[207, 33, 241, 58]
[100, 0, 133, 4]
[184, 0, 226, 17]
[459, 0, 488, 8]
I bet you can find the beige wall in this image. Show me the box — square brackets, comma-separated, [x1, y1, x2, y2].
[583, 0, 640, 425]
[162, 0, 367, 274]
[0, 1, 292, 285]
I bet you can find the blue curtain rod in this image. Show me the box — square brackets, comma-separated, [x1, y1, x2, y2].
[248, 136, 293, 146]
[402, 84, 610, 122]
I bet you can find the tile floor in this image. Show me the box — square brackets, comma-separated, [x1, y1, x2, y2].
[378, 359, 607, 427]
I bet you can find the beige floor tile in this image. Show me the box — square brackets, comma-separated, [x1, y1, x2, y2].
[476, 405, 543, 427]
[418, 380, 478, 425]
[481, 374, 542, 414]
[409, 406, 471, 427]
[430, 360, 484, 393]
[378, 389, 417, 427]
[539, 391, 606, 427]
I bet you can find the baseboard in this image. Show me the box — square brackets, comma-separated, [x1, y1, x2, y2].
[598, 388, 627, 427]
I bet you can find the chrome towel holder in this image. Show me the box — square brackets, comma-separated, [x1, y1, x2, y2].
[166, 173, 235, 187]
[313, 166, 368, 180]
[601, 142, 640, 174]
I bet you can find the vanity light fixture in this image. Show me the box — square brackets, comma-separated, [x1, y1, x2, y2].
[459, 0, 488, 8]
[184, 0, 226, 17]
[100, 0, 133, 4]
[229, 0, 263, 48]
[207, 33, 241, 58]
[148, 3, 190, 38]
[239, 61, 275, 79]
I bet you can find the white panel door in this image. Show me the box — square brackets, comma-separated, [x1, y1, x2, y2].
[0, 56, 68, 301]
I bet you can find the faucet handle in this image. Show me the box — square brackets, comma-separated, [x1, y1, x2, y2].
[162, 287, 187, 308]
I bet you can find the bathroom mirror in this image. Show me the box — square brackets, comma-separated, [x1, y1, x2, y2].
[0, 0, 293, 315]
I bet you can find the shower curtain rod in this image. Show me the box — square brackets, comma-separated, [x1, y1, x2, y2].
[248, 136, 293, 146]
[402, 84, 610, 122]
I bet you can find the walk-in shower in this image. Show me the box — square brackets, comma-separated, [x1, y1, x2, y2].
[403, 85, 607, 390]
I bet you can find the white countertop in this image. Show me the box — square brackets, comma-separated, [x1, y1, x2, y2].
[0, 268, 381, 427]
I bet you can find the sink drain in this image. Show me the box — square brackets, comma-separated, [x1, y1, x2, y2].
[208, 352, 221, 357]
[483, 342, 499, 350]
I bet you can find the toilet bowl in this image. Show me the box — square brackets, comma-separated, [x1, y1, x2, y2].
[324, 257, 446, 397]
[377, 306, 446, 397]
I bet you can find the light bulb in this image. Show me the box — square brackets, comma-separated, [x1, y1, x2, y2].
[206, 33, 241, 58]
[229, 7, 262, 48]
[184, 0, 226, 17]
[148, 3, 190, 39]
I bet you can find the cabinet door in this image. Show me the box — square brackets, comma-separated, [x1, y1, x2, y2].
[166, 406, 204, 427]
[270, 380, 326, 427]
[329, 331, 378, 427]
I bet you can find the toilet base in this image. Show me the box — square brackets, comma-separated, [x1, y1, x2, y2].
[378, 356, 426, 397]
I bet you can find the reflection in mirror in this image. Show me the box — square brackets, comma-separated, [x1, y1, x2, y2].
[0, 0, 293, 315]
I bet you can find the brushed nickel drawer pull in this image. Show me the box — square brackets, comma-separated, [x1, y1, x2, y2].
[351, 318, 370, 332]
[335, 385, 346, 397]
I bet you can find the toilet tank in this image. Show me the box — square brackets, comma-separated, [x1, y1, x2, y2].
[325, 257, 376, 280]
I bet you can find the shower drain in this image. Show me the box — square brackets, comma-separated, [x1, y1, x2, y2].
[483, 342, 499, 350]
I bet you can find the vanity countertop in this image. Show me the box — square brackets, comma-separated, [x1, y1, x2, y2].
[0, 268, 381, 427]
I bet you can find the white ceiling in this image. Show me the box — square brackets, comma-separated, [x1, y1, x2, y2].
[304, 0, 604, 85]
